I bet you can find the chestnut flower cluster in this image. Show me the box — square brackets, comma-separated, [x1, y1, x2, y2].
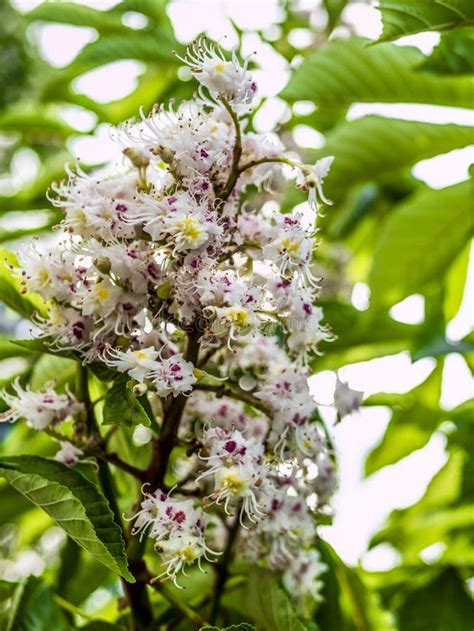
[1, 38, 362, 605]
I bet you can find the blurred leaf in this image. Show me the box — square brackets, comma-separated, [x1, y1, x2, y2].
[80, 623, 126, 631]
[58, 29, 178, 80]
[0, 456, 134, 581]
[224, 567, 307, 630]
[102, 375, 151, 428]
[0, 482, 35, 522]
[308, 117, 474, 201]
[397, 567, 473, 631]
[376, 0, 474, 42]
[0, 105, 77, 143]
[0, 248, 47, 319]
[0, 334, 31, 360]
[314, 301, 421, 370]
[370, 449, 474, 561]
[56, 538, 112, 607]
[6, 575, 69, 631]
[369, 179, 473, 307]
[420, 29, 474, 75]
[316, 540, 396, 631]
[444, 240, 471, 320]
[30, 354, 76, 391]
[364, 364, 443, 475]
[200, 625, 257, 631]
[281, 38, 474, 108]
[323, 0, 349, 32]
[25, 1, 127, 32]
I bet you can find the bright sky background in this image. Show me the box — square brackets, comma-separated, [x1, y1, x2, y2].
[8, 0, 474, 570]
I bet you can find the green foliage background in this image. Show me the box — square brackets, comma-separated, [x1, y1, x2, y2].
[0, 0, 472, 629]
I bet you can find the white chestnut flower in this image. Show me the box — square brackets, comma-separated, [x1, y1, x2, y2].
[102, 346, 160, 383]
[174, 37, 257, 106]
[55, 441, 84, 467]
[296, 156, 335, 211]
[282, 549, 327, 602]
[128, 488, 218, 586]
[149, 353, 197, 397]
[0, 379, 83, 431]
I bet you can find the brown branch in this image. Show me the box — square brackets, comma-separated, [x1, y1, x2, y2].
[217, 97, 242, 202]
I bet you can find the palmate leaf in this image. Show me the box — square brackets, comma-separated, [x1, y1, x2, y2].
[280, 38, 474, 108]
[398, 567, 473, 631]
[6, 575, 70, 631]
[376, 0, 474, 42]
[0, 456, 134, 582]
[420, 29, 474, 75]
[307, 116, 474, 200]
[369, 179, 473, 307]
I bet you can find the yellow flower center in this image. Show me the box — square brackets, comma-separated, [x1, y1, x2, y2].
[281, 237, 300, 254]
[227, 308, 249, 328]
[223, 471, 246, 495]
[214, 63, 225, 73]
[132, 349, 149, 361]
[95, 285, 110, 302]
[177, 217, 202, 243]
[180, 545, 198, 562]
[38, 266, 50, 285]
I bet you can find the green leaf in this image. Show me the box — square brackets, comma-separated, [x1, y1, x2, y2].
[281, 38, 474, 108]
[398, 567, 473, 631]
[323, 0, 349, 32]
[316, 540, 396, 631]
[376, 0, 474, 42]
[63, 30, 178, 77]
[0, 249, 47, 319]
[6, 575, 70, 631]
[364, 364, 443, 475]
[369, 179, 473, 307]
[420, 29, 474, 75]
[0, 456, 134, 582]
[0, 105, 77, 142]
[0, 334, 32, 360]
[80, 623, 126, 631]
[0, 579, 17, 603]
[444, 240, 471, 320]
[370, 450, 473, 561]
[30, 354, 76, 391]
[200, 625, 257, 631]
[102, 376, 151, 428]
[308, 117, 474, 201]
[227, 567, 308, 631]
[25, 1, 127, 32]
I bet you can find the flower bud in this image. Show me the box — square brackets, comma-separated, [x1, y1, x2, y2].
[123, 146, 150, 168]
[152, 144, 175, 164]
[133, 383, 148, 397]
[94, 256, 112, 275]
[156, 283, 172, 300]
